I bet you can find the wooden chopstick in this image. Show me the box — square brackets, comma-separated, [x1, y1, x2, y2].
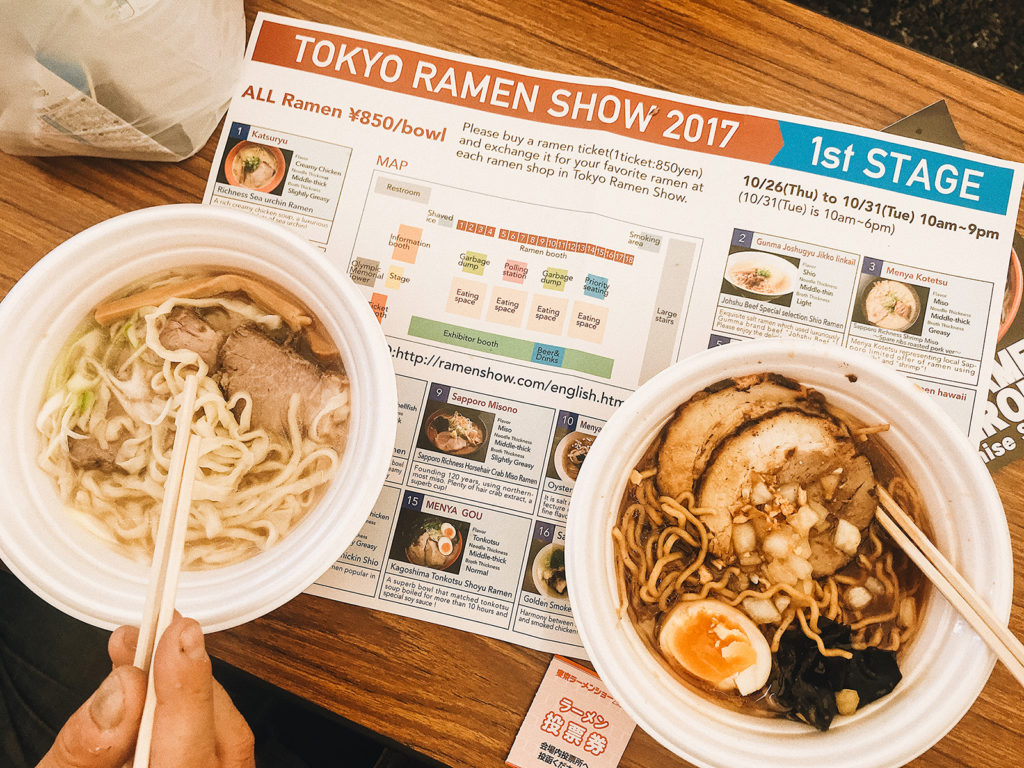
[130, 375, 203, 768]
[132, 432, 203, 768]
[132, 374, 199, 671]
[875, 486, 1024, 689]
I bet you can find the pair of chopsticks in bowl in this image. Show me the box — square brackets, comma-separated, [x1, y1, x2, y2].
[131, 374, 203, 768]
[875, 487, 1024, 689]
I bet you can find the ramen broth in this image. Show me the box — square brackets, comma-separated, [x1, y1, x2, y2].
[425, 410, 484, 455]
[36, 269, 350, 569]
[864, 280, 919, 331]
[613, 374, 926, 727]
[727, 261, 792, 295]
[232, 144, 279, 189]
[562, 433, 595, 481]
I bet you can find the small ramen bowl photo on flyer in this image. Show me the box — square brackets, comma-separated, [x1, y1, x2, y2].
[0, 204, 397, 632]
[565, 338, 1011, 768]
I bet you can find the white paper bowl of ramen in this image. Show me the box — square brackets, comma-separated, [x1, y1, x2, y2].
[0, 204, 397, 632]
[554, 430, 596, 485]
[860, 278, 922, 332]
[531, 542, 569, 600]
[724, 251, 799, 297]
[565, 338, 1011, 768]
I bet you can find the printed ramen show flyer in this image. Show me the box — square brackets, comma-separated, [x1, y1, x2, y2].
[203, 13, 1024, 655]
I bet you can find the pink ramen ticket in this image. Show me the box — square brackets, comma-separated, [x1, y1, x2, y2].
[507, 656, 636, 768]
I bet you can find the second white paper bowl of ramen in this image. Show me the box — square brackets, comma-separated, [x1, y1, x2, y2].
[0, 204, 397, 632]
[565, 338, 1012, 768]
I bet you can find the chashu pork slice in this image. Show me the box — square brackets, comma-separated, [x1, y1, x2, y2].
[159, 306, 226, 369]
[218, 325, 348, 440]
[67, 435, 122, 471]
[694, 409, 854, 556]
[657, 374, 821, 500]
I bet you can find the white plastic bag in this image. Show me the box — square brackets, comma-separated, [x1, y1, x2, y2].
[0, 0, 244, 161]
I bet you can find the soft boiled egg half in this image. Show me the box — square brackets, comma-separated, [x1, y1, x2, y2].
[658, 599, 772, 696]
[437, 536, 454, 557]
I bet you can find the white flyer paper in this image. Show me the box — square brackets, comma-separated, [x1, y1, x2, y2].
[203, 13, 1024, 655]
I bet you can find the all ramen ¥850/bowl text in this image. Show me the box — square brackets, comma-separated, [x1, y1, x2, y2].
[0, 205, 397, 632]
[565, 339, 1011, 768]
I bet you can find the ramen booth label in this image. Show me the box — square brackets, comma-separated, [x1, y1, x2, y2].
[507, 656, 636, 768]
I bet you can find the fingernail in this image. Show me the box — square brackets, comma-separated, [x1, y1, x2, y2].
[180, 622, 207, 660]
[89, 673, 125, 730]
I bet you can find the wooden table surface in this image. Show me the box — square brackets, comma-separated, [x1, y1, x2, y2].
[2, 1, 1022, 766]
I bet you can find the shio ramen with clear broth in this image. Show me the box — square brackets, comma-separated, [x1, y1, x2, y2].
[613, 373, 926, 730]
[36, 269, 350, 570]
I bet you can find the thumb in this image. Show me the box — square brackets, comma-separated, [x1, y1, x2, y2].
[37, 664, 147, 768]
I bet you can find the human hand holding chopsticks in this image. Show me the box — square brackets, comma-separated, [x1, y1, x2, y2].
[35, 615, 255, 768]
[114, 616, 255, 768]
[37, 372, 254, 768]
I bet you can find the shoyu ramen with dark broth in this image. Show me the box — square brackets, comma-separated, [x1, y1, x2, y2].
[612, 373, 925, 730]
[36, 270, 350, 570]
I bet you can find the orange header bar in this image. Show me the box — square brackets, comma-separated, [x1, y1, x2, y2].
[251, 20, 783, 162]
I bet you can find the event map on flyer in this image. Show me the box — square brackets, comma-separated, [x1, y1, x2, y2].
[203, 13, 1024, 655]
